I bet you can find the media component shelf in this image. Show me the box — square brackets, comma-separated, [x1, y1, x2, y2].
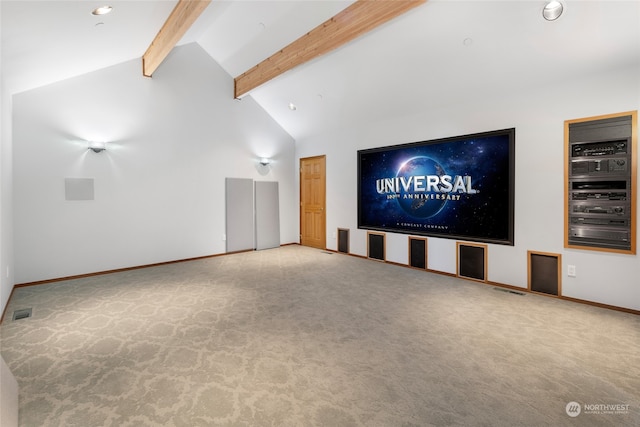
[565, 112, 637, 253]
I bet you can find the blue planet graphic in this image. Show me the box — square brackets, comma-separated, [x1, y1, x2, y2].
[395, 156, 447, 218]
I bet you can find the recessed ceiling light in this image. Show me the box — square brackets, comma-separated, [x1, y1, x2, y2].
[92, 5, 113, 16]
[542, 1, 563, 21]
[288, 102, 297, 111]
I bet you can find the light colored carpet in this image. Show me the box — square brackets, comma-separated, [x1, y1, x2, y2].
[1, 245, 638, 426]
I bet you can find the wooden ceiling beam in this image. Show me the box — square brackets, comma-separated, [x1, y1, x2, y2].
[234, 0, 426, 98]
[143, 0, 211, 78]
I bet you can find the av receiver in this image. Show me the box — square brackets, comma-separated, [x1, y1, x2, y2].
[571, 158, 627, 175]
[571, 139, 627, 157]
[570, 180, 628, 201]
[570, 217, 629, 227]
[568, 227, 630, 246]
[571, 192, 626, 201]
[571, 204, 626, 215]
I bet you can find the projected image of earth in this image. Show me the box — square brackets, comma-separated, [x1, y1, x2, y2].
[396, 156, 447, 218]
[357, 129, 515, 245]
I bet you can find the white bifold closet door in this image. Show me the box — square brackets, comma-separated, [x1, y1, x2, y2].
[225, 178, 254, 252]
[255, 181, 280, 250]
[225, 178, 280, 252]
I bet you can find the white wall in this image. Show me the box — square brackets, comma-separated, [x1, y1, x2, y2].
[296, 64, 640, 311]
[1, 0, 16, 319]
[12, 43, 296, 284]
[1, 74, 14, 314]
[1, 5, 20, 424]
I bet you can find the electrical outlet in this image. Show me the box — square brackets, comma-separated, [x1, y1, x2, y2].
[222, 234, 226, 241]
[332, 231, 336, 239]
[567, 265, 576, 277]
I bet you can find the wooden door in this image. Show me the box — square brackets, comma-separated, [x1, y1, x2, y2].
[300, 156, 326, 249]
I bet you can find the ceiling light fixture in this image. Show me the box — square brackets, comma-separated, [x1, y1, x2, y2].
[91, 5, 113, 16]
[288, 102, 297, 111]
[88, 141, 107, 153]
[542, 1, 563, 21]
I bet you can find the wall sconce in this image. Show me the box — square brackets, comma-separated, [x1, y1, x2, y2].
[88, 141, 107, 153]
[259, 157, 271, 166]
[542, 1, 564, 21]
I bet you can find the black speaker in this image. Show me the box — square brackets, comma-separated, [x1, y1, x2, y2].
[368, 232, 385, 261]
[409, 237, 427, 269]
[338, 228, 349, 254]
[458, 243, 486, 281]
[529, 252, 560, 296]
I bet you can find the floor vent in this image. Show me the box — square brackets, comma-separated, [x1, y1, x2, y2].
[12, 308, 32, 321]
[493, 287, 525, 296]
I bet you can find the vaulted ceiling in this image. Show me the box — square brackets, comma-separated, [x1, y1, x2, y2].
[2, 1, 639, 140]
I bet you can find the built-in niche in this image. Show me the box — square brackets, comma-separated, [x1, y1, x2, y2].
[565, 111, 637, 254]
